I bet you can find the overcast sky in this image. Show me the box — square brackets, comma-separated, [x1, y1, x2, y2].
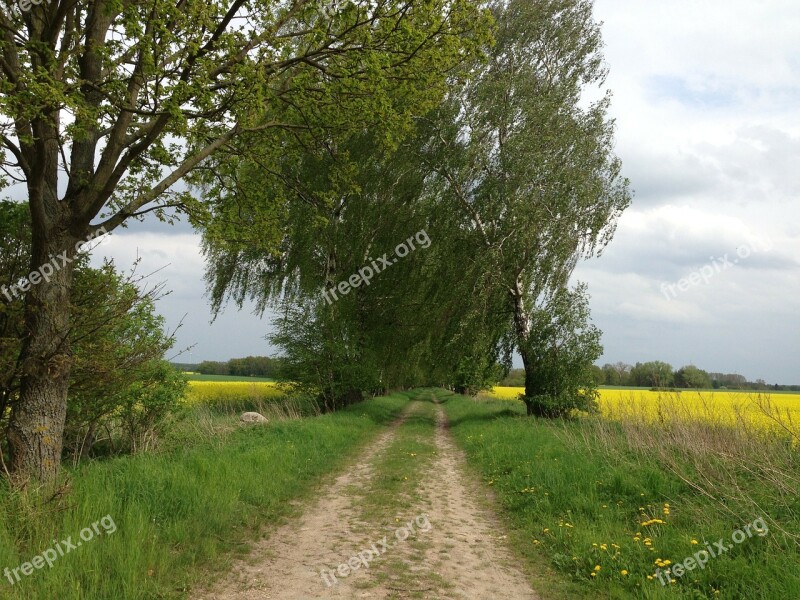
[88, 0, 800, 383]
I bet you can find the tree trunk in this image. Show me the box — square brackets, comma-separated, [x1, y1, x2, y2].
[520, 347, 544, 417]
[7, 234, 77, 485]
[510, 279, 539, 416]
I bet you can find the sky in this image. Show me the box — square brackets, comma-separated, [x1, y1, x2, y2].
[85, 0, 800, 383]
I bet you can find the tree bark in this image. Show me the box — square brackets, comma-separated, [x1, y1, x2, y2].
[510, 278, 539, 415]
[7, 233, 77, 485]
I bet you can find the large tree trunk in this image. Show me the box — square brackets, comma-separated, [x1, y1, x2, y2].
[520, 346, 549, 417]
[510, 279, 540, 416]
[7, 233, 77, 485]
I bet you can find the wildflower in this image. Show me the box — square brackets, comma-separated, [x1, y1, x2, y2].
[691, 539, 699, 545]
[594, 565, 602, 572]
[620, 570, 628, 576]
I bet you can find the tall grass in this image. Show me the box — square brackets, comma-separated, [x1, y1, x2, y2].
[0, 393, 411, 599]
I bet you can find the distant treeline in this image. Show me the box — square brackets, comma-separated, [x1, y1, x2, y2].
[174, 356, 285, 379]
[499, 362, 800, 391]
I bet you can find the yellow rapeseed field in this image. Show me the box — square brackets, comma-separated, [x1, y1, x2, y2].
[183, 381, 285, 405]
[487, 386, 800, 437]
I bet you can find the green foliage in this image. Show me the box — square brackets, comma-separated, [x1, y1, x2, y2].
[630, 361, 675, 389]
[2, 0, 492, 482]
[675, 365, 713, 390]
[600, 362, 635, 387]
[116, 361, 187, 454]
[0, 201, 183, 460]
[270, 302, 380, 411]
[195, 356, 284, 378]
[193, 0, 630, 417]
[499, 368, 526, 387]
[519, 285, 603, 417]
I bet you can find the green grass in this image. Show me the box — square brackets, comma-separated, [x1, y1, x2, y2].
[0, 393, 410, 599]
[438, 390, 800, 600]
[359, 395, 437, 520]
[183, 374, 276, 382]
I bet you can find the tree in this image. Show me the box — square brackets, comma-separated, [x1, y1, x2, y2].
[1, 202, 184, 462]
[198, 0, 630, 414]
[630, 361, 674, 388]
[674, 365, 712, 389]
[516, 285, 602, 417]
[589, 364, 605, 386]
[197, 361, 230, 376]
[0, 0, 489, 483]
[415, 0, 630, 414]
[612, 361, 633, 385]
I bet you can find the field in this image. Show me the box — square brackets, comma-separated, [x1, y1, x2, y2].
[183, 380, 285, 404]
[183, 374, 276, 382]
[488, 387, 800, 439]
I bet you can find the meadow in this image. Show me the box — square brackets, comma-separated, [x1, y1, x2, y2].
[440, 390, 800, 599]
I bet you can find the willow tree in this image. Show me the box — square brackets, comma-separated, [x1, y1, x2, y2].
[0, 0, 488, 483]
[417, 0, 631, 415]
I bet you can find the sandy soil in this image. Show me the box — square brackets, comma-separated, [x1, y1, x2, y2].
[193, 400, 540, 600]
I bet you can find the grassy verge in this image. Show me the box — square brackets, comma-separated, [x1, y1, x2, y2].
[0, 393, 411, 599]
[438, 390, 800, 600]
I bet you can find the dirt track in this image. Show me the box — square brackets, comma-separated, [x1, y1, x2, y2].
[194, 398, 540, 600]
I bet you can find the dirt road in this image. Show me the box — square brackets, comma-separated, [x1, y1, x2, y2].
[194, 395, 540, 600]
